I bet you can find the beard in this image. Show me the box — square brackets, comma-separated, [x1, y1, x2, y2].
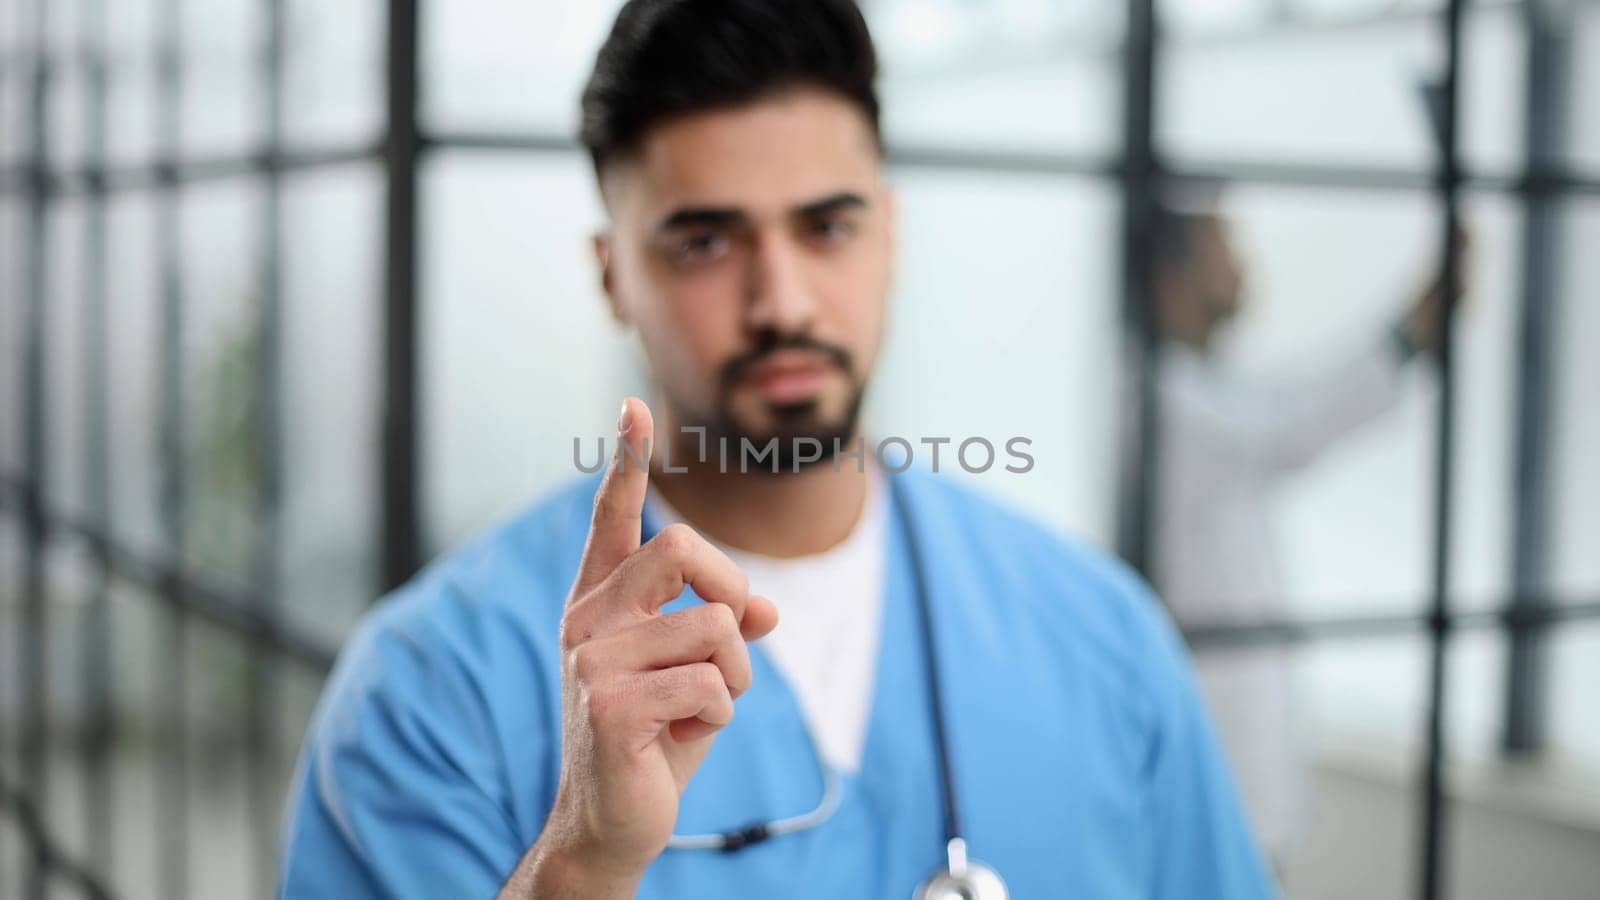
[709, 391, 867, 472]
[697, 331, 867, 473]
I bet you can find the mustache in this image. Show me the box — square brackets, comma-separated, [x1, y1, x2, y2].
[716, 332, 855, 392]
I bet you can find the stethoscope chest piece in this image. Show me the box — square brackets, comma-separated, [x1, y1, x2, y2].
[913, 838, 1009, 900]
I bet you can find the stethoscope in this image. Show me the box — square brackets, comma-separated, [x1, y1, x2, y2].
[660, 476, 1009, 900]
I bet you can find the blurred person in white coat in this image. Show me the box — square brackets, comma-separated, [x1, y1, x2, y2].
[1146, 197, 1465, 870]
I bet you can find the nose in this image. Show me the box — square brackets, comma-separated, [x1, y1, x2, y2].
[744, 230, 818, 336]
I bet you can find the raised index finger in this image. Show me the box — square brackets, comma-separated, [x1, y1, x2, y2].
[573, 396, 654, 598]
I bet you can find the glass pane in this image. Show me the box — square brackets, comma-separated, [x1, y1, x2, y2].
[1569, 5, 1600, 175]
[0, 514, 20, 779]
[1275, 634, 1426, 893]
[1448, 191, 1519, 613]
[275, 662, 332, 796]
[36, 536, 96, 859]
[0, 197, 24, 474]
[106, 579, 165, 895]
[0, 0, 31, 167]
[41, 0, 78, 55]
[104, 0, 158, 167]
[423, 0, 625, 134]
[45, 197, 90, 520]
[177, 177, 263, 584]
[1459, 4, 1529, 178]
[869, 0, 1122, 156]
[1158, 2, 1522, 177]
[1161, 0, 1278, 36]
[283, 0, 384, 149]
[1150, 186, 1440, 622]
[0, 799, 20, 899]
[1447, 624, 1600, 899]
[870, 168, 1121, 543]
[422, 152, 630, 551]
[183, 617, 254, 899]
[0, 61, 24, 169]
[179, 0, 264, 158]
[47, 58, 91, 172]
[1549, 199, 1600, 601]
[1548, 622, 1600, 775]
[104, 191, 163, 560]
[1444, 627, 1507, 769]
[1289, 0, 1438, 18]
[45, 0, 92, 172]
[279, 163, 383, 641]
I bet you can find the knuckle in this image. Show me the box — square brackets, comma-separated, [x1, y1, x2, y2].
[655, 523, 698, 560]
[641, 672, 679, 708]
[688, 661, 723, 694]
[706, 601, 739, 637]
[567, 643, 601, 681]
[653, 608, 687, 637]
[557, 615, 582, 652]
[583, 679, 626, 728]
[578, 683, 607, 729]
[557, 605, 596, 653]
[725, 652, 752, 697]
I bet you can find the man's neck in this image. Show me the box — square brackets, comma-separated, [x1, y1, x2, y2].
[649, 435, 871, 559]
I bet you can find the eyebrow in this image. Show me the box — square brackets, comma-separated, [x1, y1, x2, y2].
[794, 191, 868, 219]
[653, 191, 869, 234]
[655, 206, 746, 233]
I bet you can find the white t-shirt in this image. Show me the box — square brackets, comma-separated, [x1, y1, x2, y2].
[644, 469, 887, 773]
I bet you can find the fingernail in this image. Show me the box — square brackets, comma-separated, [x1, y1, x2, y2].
[617, 400, 632, 435]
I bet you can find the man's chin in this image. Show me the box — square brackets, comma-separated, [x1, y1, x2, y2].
[730, 395, 840, 433]
[713, 418, 861, 472]
[705, 380, 867, 470]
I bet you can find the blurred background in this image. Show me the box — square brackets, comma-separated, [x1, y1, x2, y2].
[1, 0, 1597, 897]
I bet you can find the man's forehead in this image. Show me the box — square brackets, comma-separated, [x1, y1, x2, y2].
[604, 89, 880, 220]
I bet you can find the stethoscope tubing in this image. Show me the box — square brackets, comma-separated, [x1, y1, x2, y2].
[655, 476, 966, 851]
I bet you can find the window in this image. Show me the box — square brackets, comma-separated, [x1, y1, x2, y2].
[4, 1, 1597, 897]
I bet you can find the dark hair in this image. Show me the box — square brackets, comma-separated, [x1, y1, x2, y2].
[1149, 176, 1229, 277]
[580, 0, 882, 175]
[1151, 204, 1201, 275]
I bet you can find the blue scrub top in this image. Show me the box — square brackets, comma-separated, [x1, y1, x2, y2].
[279, 470, 1275, 898]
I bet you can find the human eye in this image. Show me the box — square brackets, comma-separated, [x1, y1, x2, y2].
[804, 214, 858, 248]
[668, 230, 731, 268]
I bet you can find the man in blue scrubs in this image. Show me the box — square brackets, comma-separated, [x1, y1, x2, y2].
[279, 1, 1275, 897]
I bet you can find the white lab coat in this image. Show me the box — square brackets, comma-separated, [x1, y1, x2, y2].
[1153, 335, 1411, 858]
